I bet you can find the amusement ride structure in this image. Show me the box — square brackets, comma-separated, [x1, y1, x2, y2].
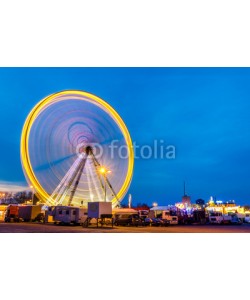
[20, 90, 134, 208]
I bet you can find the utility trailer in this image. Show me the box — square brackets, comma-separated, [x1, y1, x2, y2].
[46, 206, 88, 225]
[83, 202, 113, 228]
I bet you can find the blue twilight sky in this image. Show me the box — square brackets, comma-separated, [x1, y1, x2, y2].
[0, 68, 250, 206]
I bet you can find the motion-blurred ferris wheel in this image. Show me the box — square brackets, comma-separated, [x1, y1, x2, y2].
[20, 90, 134, 208]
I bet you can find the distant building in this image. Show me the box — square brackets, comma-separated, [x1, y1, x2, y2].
[182, 181, 191, 206]
[182, 195, 191, 206]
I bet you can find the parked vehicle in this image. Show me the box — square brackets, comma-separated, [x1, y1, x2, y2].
[46, 206, 88, 225]
[177, 210, 190, 224]
[143, 217, 152, 226]
[230, 213, 243, 225]
[149, 206, 178, 225]
[235, 213, 245, 223]
[4, 205, 19, 222]
[33, 213, 45, 223]
[114, 214, 142, 226]
[192, 210, 207, 224]
[161, 211, 178, 225]
[151, 218, 165, 227]
[245, 213, 250, 223]
[209, 212, 231, 224]
[161, 219, 170, 226]
[18, 205, 42, 222]
[138, 210, 149, 218]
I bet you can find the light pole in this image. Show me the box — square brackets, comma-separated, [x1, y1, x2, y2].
[30, 185, 34, 205]
[99, 167, 111, 202]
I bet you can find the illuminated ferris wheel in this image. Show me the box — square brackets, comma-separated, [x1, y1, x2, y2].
[20, 90, 134, 208]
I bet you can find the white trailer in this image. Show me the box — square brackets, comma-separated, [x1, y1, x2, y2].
[88, 202, 112, 218]
[46, 206, 88, 225]
[82, 202, 113, 228]
[209, 212, 231, 224]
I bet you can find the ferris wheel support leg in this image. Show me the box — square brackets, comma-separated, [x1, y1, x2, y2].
[89, 152, 105, 192]
[55, 154, 87, 206]
[90, 149, 120, 206]
[67, 157, 88, 206]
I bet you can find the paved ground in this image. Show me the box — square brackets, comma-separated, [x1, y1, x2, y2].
[1, 222, 250, 233]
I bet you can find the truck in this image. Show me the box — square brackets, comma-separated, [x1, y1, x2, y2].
[161, 210, 178, 225]
[4, 205, 19, 222]
[46, 206, 88, 225]
[209, 212, 232, 224]
[149, 206, 178, 225]
[18, 205, 42, 222]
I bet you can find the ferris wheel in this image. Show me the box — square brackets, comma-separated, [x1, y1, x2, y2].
[20, 90, 134, 208]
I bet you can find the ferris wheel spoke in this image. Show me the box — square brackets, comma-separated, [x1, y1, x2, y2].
[87, 162, 103, 202]
[51, 156, 82, 205]
[67, 154, 89, 206]
[105, 176, 119, 204]
[98, 135, 124, 146]
[90, 153, 105, 193]
[85, 161, 95, 202]
[89, 148, 119, 203]
[53, 157, 84, 205]
[58, 155, 88, 205]
[34, 154, 76, 172]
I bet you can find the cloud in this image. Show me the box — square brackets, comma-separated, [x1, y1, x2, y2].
[0, 181, 28, 193]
